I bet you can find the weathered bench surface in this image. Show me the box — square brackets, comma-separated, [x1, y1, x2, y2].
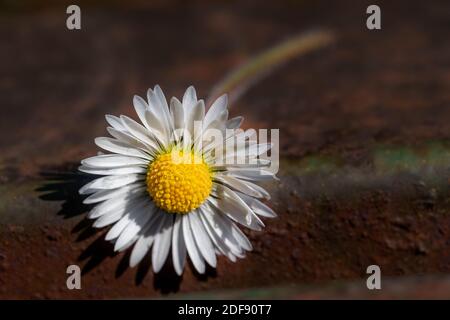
[0, 0, 449, 299]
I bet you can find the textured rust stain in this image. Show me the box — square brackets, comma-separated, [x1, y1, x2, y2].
[0, 0, 449, 299]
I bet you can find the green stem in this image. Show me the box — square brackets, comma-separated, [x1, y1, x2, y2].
[208, 29, 336, 106]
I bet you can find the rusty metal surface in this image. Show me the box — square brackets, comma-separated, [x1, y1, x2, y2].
[174, 275, 450, 299]
[0, 0, 449, 299]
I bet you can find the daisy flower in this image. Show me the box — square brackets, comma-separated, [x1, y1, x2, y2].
[79, 85, 277, 275]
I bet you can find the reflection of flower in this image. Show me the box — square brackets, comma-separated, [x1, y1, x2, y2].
[79, 85, 276, 275]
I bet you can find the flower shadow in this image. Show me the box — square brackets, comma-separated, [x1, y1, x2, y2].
[36, 164, 215, 294]
[36, 164, 93, 219]
[36, 164, 113, 274]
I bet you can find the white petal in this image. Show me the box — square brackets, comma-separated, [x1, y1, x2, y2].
[120, 115, 160, 149]
[181, 128, 193, 151]
[83, 183, 144, 204]
[248, 143, 272, 157]
[172, 215, 187, 275]
[170, 97, 184, 129]
[105, 115, 125, 131]
[79, 174, 144, 194]
[133, 95, 151, 130]
[95, 137, 151, 159]
[210, 185, 263, 230]
[202, 203, 248, 254]
[117, 235, 139, 253]
[152, 214, 174, 273]
[238, 193, 277, 218]
[182, 214, 205, 274]
[129, 213, 163, 267]
[88, 190, 145, 219]
[203, 127, 254, 155]
[114, 203, 155, 251]
[182, 85, 198, 115]
[211, 159, 270, 170]
[230, 221, 253, 251]
[209, 207, 252, 251]
[154, 85, 171, 116]
[107, 127, 156, 153]
[189, 212, 217, 267]
[81, 154, 148, 168]
[209, 197, 262, 231]
[106, 213, 134, 242]
[214, 175, 265, 198]
[170, 97, 184, 142]
[226, 168, 276, 181]
[79, 165, 146, 176]
[93, 209, 124, 228]
[144, 109, 169, 146]
[204, 94, 227, 129]
[147, 86, 172, 135]
[187, 100, 205, 139]
[226, 116, 243, 129]
[198, 207, 239, 262]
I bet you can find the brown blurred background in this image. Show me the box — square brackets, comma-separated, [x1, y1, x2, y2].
[0, 0, 449, 299]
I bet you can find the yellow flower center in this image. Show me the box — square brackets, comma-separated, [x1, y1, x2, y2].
[146, 148, 213, 214]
